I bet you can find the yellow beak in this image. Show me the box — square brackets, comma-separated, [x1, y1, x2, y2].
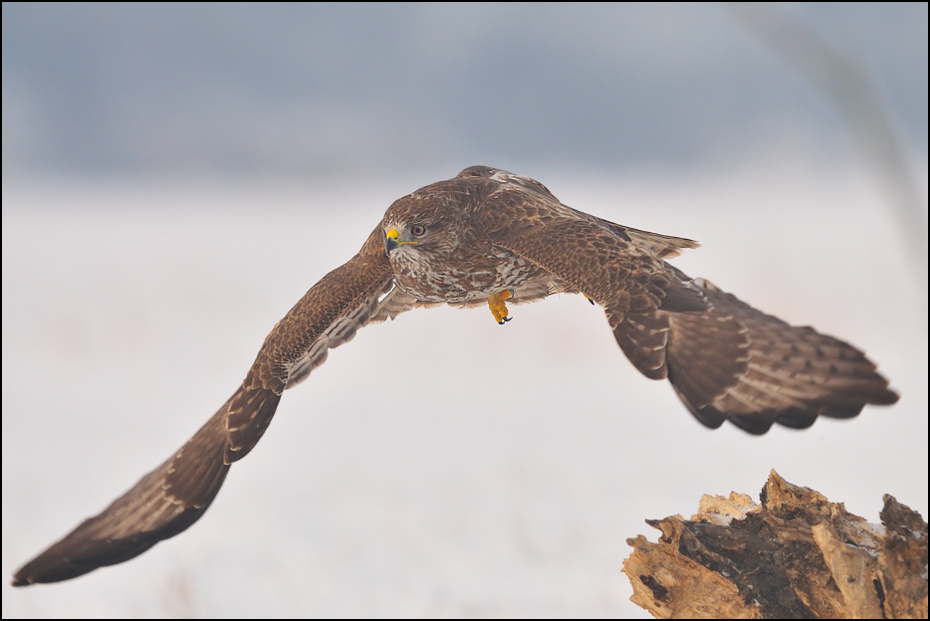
[385, 228, 417, 252]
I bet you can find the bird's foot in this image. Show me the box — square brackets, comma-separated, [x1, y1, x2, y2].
[488, 289, 514, 324]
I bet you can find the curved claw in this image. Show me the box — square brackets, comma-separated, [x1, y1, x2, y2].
[488, 289, 514, 324]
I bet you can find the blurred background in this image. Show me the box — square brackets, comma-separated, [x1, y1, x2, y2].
[3, 3, 927, 618]
[3, 3, 927, 182]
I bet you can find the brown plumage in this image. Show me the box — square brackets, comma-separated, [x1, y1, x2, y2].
[12, 165, 898, 586]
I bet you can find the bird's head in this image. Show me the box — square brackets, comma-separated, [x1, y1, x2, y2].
[382, 186, 471, 260]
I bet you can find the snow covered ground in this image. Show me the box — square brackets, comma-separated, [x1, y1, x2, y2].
[3, 161, 927, 617]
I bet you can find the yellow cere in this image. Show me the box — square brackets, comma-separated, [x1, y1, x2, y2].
[387, 228, 418, 246]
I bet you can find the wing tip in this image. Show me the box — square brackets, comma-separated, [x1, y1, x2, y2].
[10, 554, 94, 587]
[11, 574, 31, 587]
[873, 387, 901, 406]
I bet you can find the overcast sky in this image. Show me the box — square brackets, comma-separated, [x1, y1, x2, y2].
[3, 3, 927, 181]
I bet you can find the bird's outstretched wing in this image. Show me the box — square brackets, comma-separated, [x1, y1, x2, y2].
[12, 225, 396, 586]
[663, 274, 899, 433]
[473, 170, 898, 434]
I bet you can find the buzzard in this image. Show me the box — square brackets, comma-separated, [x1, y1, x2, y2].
[12, 165, 898, 586]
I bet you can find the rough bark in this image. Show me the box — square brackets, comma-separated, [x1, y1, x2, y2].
[623, 471, 928, 619]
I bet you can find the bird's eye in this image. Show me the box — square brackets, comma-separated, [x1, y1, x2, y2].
[410, 225, 427, 237]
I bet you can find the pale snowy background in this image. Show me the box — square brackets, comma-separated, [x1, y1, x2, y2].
[3, 3, 927, 618]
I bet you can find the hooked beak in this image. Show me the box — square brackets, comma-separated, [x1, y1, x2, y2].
[385, 228, 417, 253]
[386, 228, 400, 252]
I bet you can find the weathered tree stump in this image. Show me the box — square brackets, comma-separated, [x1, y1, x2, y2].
[623, 471, 928, 619]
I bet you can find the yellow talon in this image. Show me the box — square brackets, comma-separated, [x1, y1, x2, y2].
[488, 289, 514, 324]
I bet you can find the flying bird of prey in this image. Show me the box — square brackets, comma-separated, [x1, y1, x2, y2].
[12, 165, 898, 586]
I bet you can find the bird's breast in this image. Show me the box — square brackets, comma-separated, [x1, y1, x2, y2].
[389, 245, 546, 304]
